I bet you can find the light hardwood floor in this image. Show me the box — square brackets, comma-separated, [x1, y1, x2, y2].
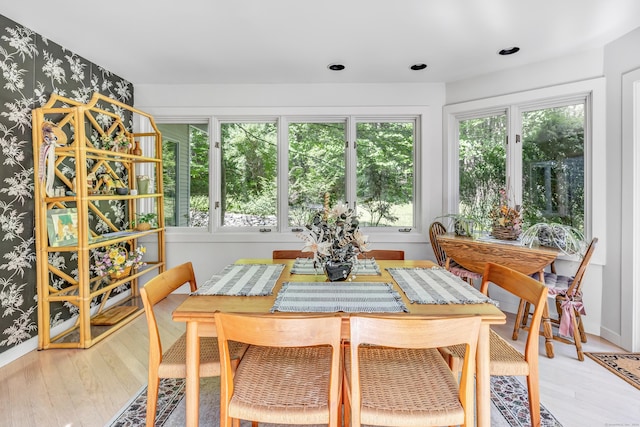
[0, 294, 638, 427]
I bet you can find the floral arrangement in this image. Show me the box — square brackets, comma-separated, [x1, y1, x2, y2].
[100, 132, 131, 152]
[298, 193, 369, 268]
[93, 244, 146, 277]
[489, 189, 522, 229]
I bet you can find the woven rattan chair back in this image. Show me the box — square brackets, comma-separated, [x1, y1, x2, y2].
[215, 313, 343, 427]
[345, 315, 481, 427]
[428, 221, 448, 267]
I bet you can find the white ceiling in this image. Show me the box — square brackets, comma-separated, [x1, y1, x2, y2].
[3, 0, 640, 86]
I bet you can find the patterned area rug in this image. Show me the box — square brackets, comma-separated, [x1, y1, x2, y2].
[585, 352, 640, 391]
[106, 376, 562, 426]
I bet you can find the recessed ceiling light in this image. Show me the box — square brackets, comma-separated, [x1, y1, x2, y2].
[410, 63, 428, 71]
[498, 47, 520, 56]
[328, 63, 345, 71]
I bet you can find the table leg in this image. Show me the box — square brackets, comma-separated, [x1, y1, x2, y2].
[186, 321, 201, 427]
[542, 301, 555, 358]
[476, 323, 490, 427]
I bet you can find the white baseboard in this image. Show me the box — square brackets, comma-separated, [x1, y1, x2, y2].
[599, 325, 623, 349]
[0, 291, 132, 369]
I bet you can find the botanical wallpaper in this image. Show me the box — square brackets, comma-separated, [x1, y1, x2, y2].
[0, 14, 134, 355]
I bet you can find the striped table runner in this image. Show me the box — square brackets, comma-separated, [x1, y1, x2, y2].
[290, 258, 381, 275]
[388, 267, 498, 305]
[194, 264, 285, 296]
[270, 282, 408, 313]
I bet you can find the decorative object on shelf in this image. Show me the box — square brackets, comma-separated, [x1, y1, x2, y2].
[39, 121, 68, 197]
[46, 208, 78, 247]
[132, 213, 158, 231]
[100, 132, 132, 153]
[110, 266, 132, 280]
[93, 244, 146, 279]
[132, 140, 142, 156]
[116, 187, 129, 195]
[136, 175, 150, 194]
[520, 222, 586, 255]
[489, 188, 522, 240]
[297, 192, 369, 281]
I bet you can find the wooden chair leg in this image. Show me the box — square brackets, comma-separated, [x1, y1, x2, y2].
[570, 310, 585, 361]
[541, 301, 555, 358]
[512, 299, 526, 340]
[146, 374, 159, 426]
[526, 372, 541, 427]
[576, 311, 587, 343]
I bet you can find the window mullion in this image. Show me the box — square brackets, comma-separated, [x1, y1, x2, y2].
[346, 116, 357, 209]
[508, 105, 523, 207]
[277, 116, 288, 232]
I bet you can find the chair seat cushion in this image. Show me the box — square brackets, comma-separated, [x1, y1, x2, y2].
[531, 272, 573, 296]
[346, 347, 464, 427]
[229, 345, 333, 424]
[449, 262, 482, 280]
[158, 334, 247, 378]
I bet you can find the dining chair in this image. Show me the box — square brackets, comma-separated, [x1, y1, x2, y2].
[517, 237, 598, 361]
[214, 312, 343, 427]
[344, 315, 481, 427]
[272, 249, 313, 259]
[442, 262, 548, 427]
[139, 262, 248, 426]
[429, 221, 481, 284]
[358, 249, 405, 260]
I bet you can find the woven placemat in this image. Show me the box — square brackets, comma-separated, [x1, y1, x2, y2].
[271, 281, 408, 313]
[585, 352, 640, 390]
[195, 263, 284, 296]
[388, 267, 497, 305]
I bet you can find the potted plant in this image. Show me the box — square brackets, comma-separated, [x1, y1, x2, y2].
[435, 214, 480, 237]
[132, 213, 158, 231]
[100, 132, 131, 152]
[297, 193, 369, 281]
[520, 222, 586, 255]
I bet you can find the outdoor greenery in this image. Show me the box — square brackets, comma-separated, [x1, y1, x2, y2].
[459, 103, 585, 232]
[163, 120, 415, 228]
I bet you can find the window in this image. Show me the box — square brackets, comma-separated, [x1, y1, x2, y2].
[288, 121, 346, 228]
[219, 121, 278, 228]
[356, 121, 415, 227]
[158, 123, 209, 227]
[521, 103, 585, 229]
[161, 114, 419, 233]
[453, 97, 588, 233]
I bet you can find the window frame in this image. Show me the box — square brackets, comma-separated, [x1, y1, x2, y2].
[153, 106, 429, 245]
[443, 78, 606, 264]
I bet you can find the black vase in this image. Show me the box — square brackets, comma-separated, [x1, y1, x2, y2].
[324, 260, 353, 281]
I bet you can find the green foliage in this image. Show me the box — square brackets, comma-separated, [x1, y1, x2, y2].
[458, 105, 585, 233]
[190, 195, 210, 213]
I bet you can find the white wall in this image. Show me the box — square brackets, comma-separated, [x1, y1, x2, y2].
[604, 26, 640, 350]
[135, 83, 446, 288]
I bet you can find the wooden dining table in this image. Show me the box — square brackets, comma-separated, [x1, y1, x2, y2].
[172, 258, 506, 427]
[436, 233, 560, 357]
